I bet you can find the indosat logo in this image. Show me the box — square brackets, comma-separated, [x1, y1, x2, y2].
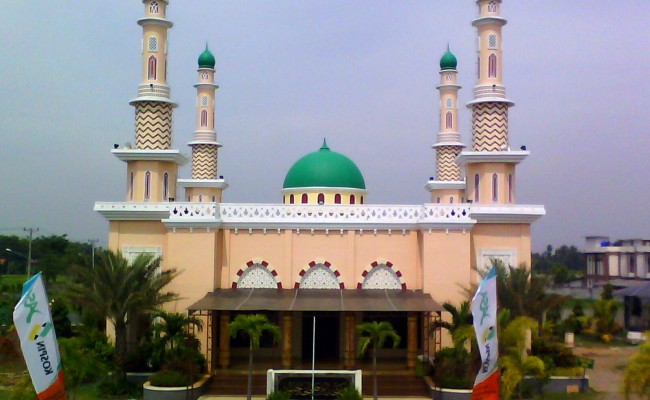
[23, 290, 55, 376]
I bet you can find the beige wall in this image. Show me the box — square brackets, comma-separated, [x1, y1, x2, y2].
[470, 223, 532, 281]
[126, 160, 178, 202]
[465, 163, 515, 204]
[431, 188, 466, 204]
[184, 187, 223, 203]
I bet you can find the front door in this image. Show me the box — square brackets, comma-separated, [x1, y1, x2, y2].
[302, 312, 340, 363]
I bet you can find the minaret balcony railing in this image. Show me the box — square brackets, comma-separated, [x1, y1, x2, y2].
[473, 85, 506, 99]
[138, 83, 171, 99]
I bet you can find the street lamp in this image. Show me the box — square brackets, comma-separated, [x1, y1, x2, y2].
[6, 248, 31, 277]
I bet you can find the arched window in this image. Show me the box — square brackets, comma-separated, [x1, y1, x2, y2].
[201, 96, 209, 107]
[317, 193, 325, 204]
[201, 71, 209, 80]
[508, 174, 513, 203]
[334, 194, 341, 204]
[162, 172, 169, 200]
[488, 1, 497, 12]
[148, 56, 157, 80]
[446, 98, 453, 109]
[290, 194, 295, 204]
[436, 197, 441, 203]
[129, 172, 134, 201]
[212, 196, 216, 202]
[445, 112, 453, 129]
[474, 174, 480, 202]
[199, 195, 203, 203]
[488, 34, 498, 49]
[492, 174, 498, 202]
[301, 193, 308, 204]
[201, 110, 208, 127]
[144, 171, 151, 201]
[150, 1, 159, 13]
[488, 54, 497, 78]
[360, 196, 364, 204]
[350, 194, 356, 205]
[148, 36, 158, 52]
[477, 56, 481, 78]
[450, 197, 454, 204]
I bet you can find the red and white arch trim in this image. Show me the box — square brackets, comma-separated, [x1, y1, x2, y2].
[232, 258, 282, 289]
[295, 260, 345, 289]
[357, 260, 406, 290]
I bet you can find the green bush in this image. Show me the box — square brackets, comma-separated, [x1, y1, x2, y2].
[432, 347, 472, 389]
[98, 376, 141, 396]
[532, 338, 579, 368]
[267, 390, 292, 400]
[149, 370, 194, 387]
[337, 386, 363, 400]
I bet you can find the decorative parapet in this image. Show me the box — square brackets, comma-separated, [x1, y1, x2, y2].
[95, 202, 545, 229]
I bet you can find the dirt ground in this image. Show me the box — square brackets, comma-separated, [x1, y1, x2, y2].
[573, 345, 641, 400]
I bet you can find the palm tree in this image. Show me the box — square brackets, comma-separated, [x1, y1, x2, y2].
[67, 250, 179, 378]
[152, 311, 203, 351]
[229, 314, 281, 400]
[430, 300, 473, 337]
[623, 335, 650, 399]
[356, 321, 401, 400]
[592, 298, 619, 341]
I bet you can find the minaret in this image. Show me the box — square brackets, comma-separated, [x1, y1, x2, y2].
[426, 46, 466, 204]
[112, 0, 187, 203]
[178, 45, 228, 203]
[458, 0, 528, 205]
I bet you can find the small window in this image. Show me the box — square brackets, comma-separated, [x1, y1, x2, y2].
[508, 174, 513, 203]
[148, 56, 157, 80]
[201, 110, 208, 127]
[162, 172, 169, 200]
[360, 196, 364, 204]
[201, 96, 209, 107]
[436, 197, 441, 203]
[199, 195, 203, 203]
[290, 194, 295, 204]
[450, 197, 454, 204]
[317, 193, 325, 204]
[150, 1, 159, 14]
[492, 174, 498, 202]
[129, 172, 134, 201]
[350, 194, 356, 205]
[301, 194, 308, 204]
[201, 71, 209, 79]
[144, 171, 151, 201]
[488, 1, 497, 12]
[148, 36, 158, 52]
[446, 73, 453, 81]
[477, 56, 481, 78]
[445, 112, 453, 129]
[488, 35, 497, 49]
[474, 174, 480, 202]
[212, 196, 216, 202]
[334, 194, 341, 204]
[446, 98, 453, 109]
[488, 54, 497, 78]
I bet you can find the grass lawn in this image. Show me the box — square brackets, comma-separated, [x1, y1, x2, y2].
[0, 274, 29, 288]
[537, 388, 608, 399]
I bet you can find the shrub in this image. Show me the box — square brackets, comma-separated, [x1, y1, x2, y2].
[149, 370, 194, 387]
[432, 347, 472, 389]
[267, 390, 292, 400]
[532, 338, 579, 368]
[98, 376, 141, 396]
[337, 386, 363, 400]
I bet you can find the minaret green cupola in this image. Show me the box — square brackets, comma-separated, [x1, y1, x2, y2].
[282, 139, 367, 205]
[440, 46, 457, 70]
[198, 44, 216, 69]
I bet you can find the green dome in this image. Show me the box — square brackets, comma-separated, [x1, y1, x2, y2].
[283, 140, 366, 189]
[198, 45, 215, 69]
[440, 46, 457, 70]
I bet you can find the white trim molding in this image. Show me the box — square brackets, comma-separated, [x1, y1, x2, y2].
[177, 179, 229, 190]
[112, 149, 188, 165]
[425, 180, 466, 191]
[470, 204, 545, 223]
[456, 151, 529, 167]
[478, 248, 517, 272]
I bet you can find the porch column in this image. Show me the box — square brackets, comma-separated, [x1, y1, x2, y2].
[219, 311, 231, 368]
[282, 312, 293, 368]
[407, 312, 417, 370]
[344, 312, 356, 369]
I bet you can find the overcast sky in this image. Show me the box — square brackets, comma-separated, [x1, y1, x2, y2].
[1, 1, 648, 252]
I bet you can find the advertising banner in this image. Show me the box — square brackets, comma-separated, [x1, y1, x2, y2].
[471, 266, 499, 400]
[13, 273, 66, 400]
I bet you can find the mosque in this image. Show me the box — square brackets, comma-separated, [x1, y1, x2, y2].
[95, 0, 545, 372]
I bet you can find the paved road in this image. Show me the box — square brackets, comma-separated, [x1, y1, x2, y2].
[573, 345, 640, 399]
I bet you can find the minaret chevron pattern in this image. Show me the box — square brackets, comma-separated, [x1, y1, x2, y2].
[436, 146, 462, 181]
[135, 102, 173, 150]
[471, 102, 508, 151]
[191, 145, 218, 179]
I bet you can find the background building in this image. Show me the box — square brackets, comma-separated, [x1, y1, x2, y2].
[584, 236, 650, 288]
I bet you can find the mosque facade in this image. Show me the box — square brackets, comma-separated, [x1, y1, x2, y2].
[95, 0, 544, 372]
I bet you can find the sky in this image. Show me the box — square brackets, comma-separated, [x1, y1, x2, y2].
[0, 1, 648, 252]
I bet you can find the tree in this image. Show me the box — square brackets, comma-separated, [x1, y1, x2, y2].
[431, 300, 473, 337]
[623, 335, 650, 399]
[229, 314, 281, 400]
[152, 311, 203, 352]
[150, 311, 205, 377]
[356, 321, 401, 400]
[67, 250, 179, 379]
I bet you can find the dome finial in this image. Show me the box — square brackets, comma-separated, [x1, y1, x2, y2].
[440, 45, 457, 70]
[321, 138, 329, 150]
[198, 44, 216, 69]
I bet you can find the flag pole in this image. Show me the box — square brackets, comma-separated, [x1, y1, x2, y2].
[311, 315, 316, 400]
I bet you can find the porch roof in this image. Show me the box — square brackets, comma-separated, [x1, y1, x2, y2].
[615, 281, 650, 298]
[188, 289, 441, 312]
